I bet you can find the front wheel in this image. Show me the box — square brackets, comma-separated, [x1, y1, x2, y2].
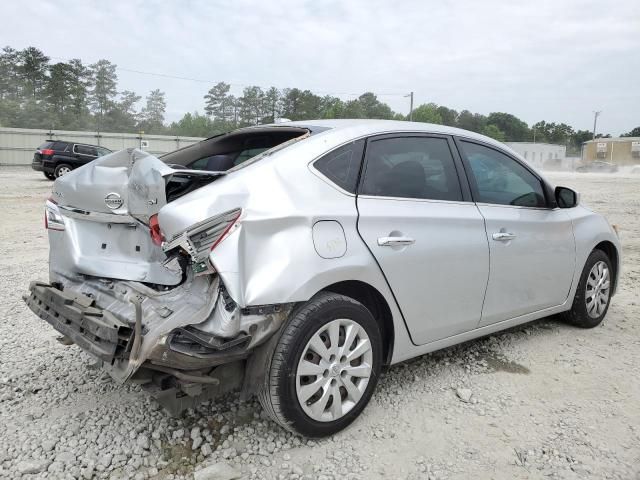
[258, 292, 382, 437]
[562, 249, 613, 328]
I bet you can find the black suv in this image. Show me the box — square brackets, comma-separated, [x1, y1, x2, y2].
[32, 141, 112, 179]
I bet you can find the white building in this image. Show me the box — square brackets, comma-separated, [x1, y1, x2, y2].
[505, 142, 567, 170]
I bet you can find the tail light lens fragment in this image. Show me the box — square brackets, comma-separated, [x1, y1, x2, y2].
[149, 214, 164, 246]
[161, 209, 241, 272]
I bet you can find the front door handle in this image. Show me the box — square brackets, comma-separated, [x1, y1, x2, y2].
[492, 232, 516, 241]
[377, 236, 415, 247]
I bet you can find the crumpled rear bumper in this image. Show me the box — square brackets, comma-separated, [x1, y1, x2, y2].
[23, 273, 293, 389]
[23, 279, 262, 416]
[24, 281, 133, 362]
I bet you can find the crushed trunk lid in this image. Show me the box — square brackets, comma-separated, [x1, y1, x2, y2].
[49, 149, 224, 286]
[53, 148, 224, 223]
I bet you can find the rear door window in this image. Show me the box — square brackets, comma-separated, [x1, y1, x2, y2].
[74, 144, 97, 156]
[360, 136, 463, 201]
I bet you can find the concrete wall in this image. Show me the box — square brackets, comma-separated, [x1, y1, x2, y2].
[0, 127, 205, 166]
[505, 142, 567, 170]
[582, 138, 640, 166]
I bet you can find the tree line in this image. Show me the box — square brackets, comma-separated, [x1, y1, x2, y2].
[1, 46, 637, 152]
[0, 46, 166, 134]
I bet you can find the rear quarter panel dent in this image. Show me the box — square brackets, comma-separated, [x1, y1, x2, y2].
[161, 139, 414, 362]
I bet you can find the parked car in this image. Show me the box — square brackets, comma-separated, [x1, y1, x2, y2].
[24, 120, 620, 437]
[575, 160, 618, 173]
[31, 140, 112, 179]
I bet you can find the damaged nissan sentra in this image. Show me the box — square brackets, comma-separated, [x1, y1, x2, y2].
[25, 119, 621, 437]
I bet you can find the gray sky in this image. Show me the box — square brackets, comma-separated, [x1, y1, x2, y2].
[2, 0, 639, 134]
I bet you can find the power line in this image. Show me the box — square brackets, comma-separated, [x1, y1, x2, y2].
[49, 55, 409, 98]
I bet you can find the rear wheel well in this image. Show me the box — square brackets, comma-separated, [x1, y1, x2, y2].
[322, 280, 394, 365]
[594, 241, 619, 294]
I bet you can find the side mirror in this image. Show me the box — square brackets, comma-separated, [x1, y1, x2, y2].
[555, 186, 579, 208]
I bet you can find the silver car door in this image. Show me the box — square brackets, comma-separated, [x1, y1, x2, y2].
[356, 134, 489, 345]
[456, 139, 575, 326]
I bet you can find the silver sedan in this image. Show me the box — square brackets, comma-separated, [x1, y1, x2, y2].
[26, 120, 621, 437]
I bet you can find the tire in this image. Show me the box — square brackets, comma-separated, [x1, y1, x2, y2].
[258, 292, 383, 437]
[43, 172, 55, 180]
[562, 249, 613, 328]
[54, 164, 73, 178]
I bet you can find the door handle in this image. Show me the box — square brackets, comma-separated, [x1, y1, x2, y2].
[492, 232, 516, 241]
[377, 236, 415, 247]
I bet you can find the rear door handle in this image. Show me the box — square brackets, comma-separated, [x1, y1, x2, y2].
[377, 236, 415, 247]
[492, 232, 516, 241]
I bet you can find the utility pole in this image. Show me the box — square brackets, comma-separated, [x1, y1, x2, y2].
[405, 92, 414, 121]
[592, 111, 601, 140]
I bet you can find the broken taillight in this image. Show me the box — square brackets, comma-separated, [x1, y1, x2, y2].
[149, 214, 164, 246]
[210, 210, 241, 252]
[44, 199, 65, 231]
[161, 209, 242, 270]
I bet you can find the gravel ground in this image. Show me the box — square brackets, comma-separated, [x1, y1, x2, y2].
[0, 167, 638, 480]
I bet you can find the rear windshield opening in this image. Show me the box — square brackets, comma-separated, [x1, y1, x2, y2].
[160, 127, 309, 172]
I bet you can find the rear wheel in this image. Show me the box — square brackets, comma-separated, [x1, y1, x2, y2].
[54, 164, 72, 178]
[258, 292, 382, 437]
[562, 249, 613, 328]
[43, 172, 55, 180]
